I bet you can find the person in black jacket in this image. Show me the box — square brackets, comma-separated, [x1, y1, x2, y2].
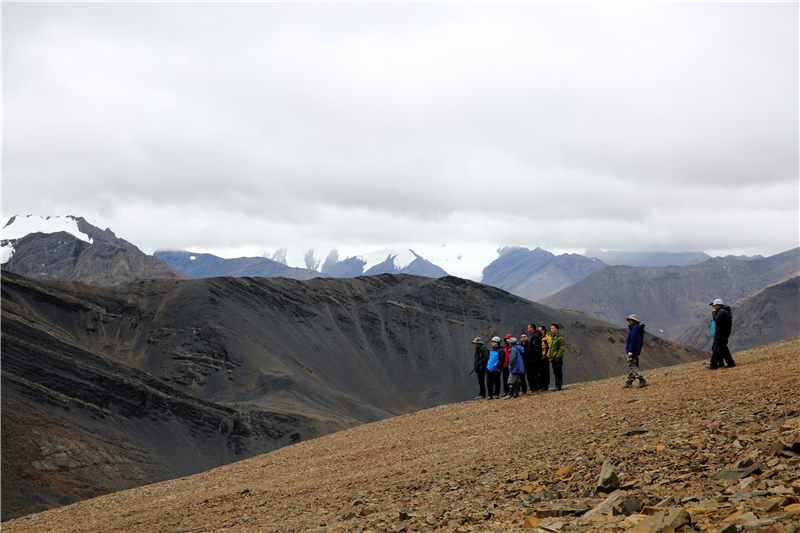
[472, 337, 490, 399]
[708, 298, 736, 369]
[524, 323, 542, 393]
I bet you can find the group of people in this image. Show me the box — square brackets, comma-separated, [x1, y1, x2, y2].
[470, 298, 735, 398]
[471, 323, 565, 400]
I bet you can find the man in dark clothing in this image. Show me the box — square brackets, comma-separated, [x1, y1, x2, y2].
[472, 337, 489, 399]
[708, 298, 736, 369]
[525, 323, 542, 393]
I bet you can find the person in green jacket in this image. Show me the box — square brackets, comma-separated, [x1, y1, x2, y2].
[549, 323, 565, 391]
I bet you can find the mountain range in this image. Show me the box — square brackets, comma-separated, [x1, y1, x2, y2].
[154, 247, 449, 279]
[540, 248, 800, 342]
[1, 270, 706, 519]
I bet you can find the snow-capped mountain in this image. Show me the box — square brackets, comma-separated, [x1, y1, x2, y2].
[1, 215, 187, 285]
[266, 247, 449, 278]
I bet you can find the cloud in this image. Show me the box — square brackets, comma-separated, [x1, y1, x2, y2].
[3, 2, 798, 266]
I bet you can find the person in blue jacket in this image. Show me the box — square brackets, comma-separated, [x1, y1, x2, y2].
[622, 314, 648, 388]
[503, 337, 525, 399]
[485, 336, 503, 399]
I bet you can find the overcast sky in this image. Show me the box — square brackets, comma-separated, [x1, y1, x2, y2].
[3, 2, 798, 279]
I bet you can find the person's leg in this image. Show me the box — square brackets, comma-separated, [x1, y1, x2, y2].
[551, 360, 563, 390]
[539, 358, 550, 391]
[502, 368, 510, 393]
[708, 339, 721, 369]
[477, 370, 486, 398]
[721, 339, 735, 367]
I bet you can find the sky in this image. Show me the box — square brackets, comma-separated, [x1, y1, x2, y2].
[2, 2, 799, 280]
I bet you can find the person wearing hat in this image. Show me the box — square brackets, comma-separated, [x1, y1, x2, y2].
[471, 336, 490, 399]
[501, 333, 514, 394]
[486, 336, 504, 399]
[622, 314, 648, 388]
[708, 298, 736, 369]
[503, 336, 525, 399]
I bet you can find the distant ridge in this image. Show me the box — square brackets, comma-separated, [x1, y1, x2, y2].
[481, 247, 607, 300]
[540, 248, 800, 341]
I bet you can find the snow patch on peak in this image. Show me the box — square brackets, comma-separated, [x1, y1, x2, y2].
[2, 215, 93, 244]
[1, 215, 94, 264]
[357, 248, 420, 272]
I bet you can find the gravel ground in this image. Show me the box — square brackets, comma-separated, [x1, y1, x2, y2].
[5, 337, 799, 533]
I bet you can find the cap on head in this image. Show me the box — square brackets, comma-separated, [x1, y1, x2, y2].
[504, 334, 513, 339]
[626, 314, 640, 323]
[508, 337, 517, 344]
[472, 337, 483, 344]
[491, 336, 501, 343]
[710, 298, 724, 306]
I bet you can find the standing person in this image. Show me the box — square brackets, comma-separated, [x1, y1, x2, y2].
[539, 325, 551, 391]
[524, 324, 541, 393]
[519, 331, 535, 393]
[708, 298, 736, 369]
[622, 314, 648, 388]
[504, 337, 525, 399]
[471, 337, 489, 399]
[549, 324, 565, 391]
[501, 334, 513, 394]
[486, 336, 503, 399]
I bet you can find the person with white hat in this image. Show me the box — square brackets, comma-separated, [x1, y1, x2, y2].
[708, 298, 736, 369]
[622, 314, 648, 388]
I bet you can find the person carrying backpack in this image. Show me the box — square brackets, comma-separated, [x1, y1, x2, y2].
[503, 337, 525, 399]
[622, 314, 648, 388]
[485, 336, 503, 399]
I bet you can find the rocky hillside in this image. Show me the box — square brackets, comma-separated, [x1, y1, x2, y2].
[5, 338, 799, 533]
[677, 274, 800, 352]
[1, 271, 705, 520]
[481, 247, 607, 301]
[540, 248, 800, 340]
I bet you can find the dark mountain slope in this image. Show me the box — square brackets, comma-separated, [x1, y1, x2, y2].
[481, 247, 607, 300]
[540, 248, 800, 340]
[2, 232, 188, 286]
[1, 272, 705, 519]
[677, 274, 800, 351]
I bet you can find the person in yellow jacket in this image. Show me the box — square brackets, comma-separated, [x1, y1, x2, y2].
[539, 325, 551, 391]
[548, 323, 565, 391]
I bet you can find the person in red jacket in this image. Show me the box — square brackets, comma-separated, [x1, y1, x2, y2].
[502, 333, 513, 394]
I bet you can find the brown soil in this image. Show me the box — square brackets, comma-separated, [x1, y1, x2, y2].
[5, 338, 799, 533]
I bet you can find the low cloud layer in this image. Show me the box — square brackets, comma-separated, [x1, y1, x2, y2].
[3, 2, 798, 278]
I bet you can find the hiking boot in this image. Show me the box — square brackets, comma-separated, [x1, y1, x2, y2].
[622, 382, 633, 389]
[549, 387, 562, 391]
[726, 363, 736, 368]
[637, 381, 648, 388]
[502, 395, 512, 400]
[705, 365, 718, 370]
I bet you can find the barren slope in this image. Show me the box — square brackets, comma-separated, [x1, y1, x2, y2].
[6, 338, 799, 532]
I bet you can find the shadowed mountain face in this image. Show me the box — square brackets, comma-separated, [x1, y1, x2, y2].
[2, 232, 188, 286]
[677, 274, 800, 352]
[540, 248, 800, 341]
[1, 272, 705, 519]
[481, 247, 608, 301]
